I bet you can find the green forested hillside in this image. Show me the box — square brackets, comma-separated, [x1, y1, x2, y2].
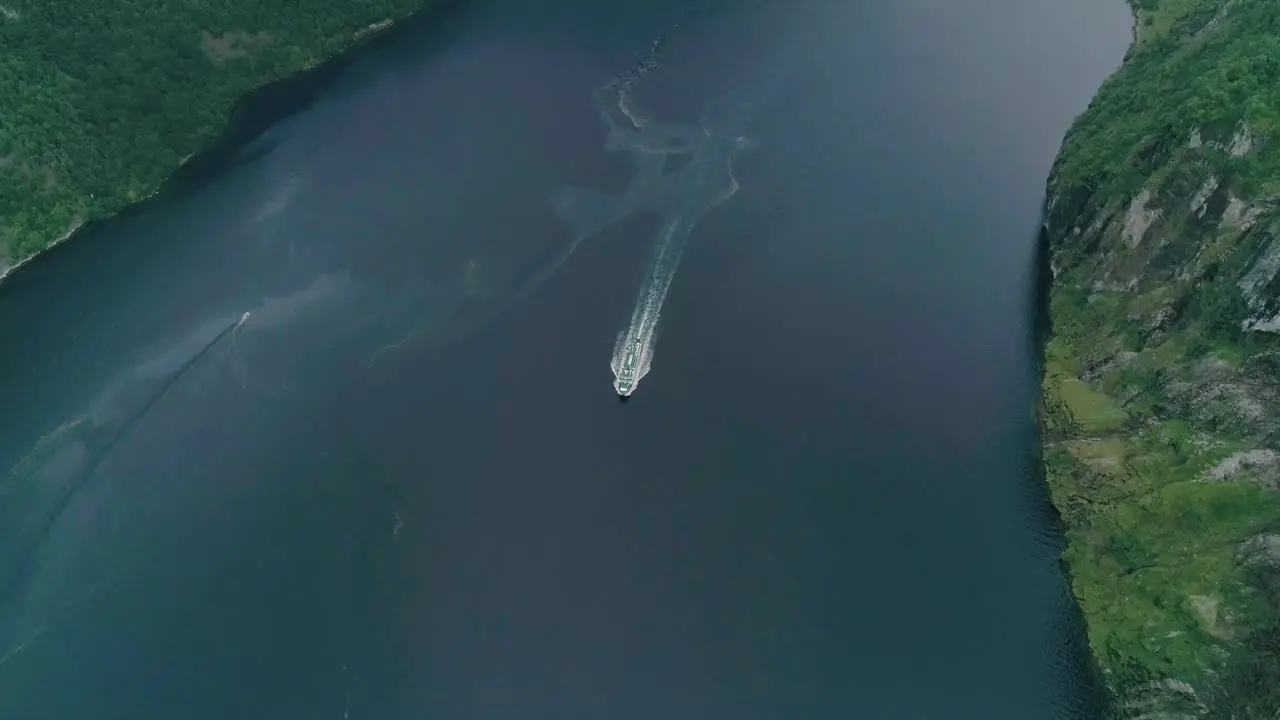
[0, 0, 428, 268]
[1043, 0, 1280, 716]
[9, 0, 1280, 714]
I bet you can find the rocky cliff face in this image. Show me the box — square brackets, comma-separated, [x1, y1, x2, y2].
[1041, 0, 1280, 716]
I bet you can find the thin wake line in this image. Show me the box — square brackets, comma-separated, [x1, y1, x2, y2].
[0, 319, 239, 612]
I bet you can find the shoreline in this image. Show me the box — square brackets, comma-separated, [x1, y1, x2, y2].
[1036, 0, 1280, 714]
[1033, 0, 1141, 712]
[0, 220, 84, 286]
[0, 5, 445, 292]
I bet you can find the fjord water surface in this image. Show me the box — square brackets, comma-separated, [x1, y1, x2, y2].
[0, 1, 1131, 717]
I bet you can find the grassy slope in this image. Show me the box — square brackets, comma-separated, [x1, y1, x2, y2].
[1044, 0, 1280, 715]
[0, 0, 432, 268]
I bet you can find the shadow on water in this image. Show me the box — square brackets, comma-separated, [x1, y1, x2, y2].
[168, 0, 471, 196]
[0, 0, 471, 302]
[1029, 221, 1056, 386]
[1022, 218, 1116, 719]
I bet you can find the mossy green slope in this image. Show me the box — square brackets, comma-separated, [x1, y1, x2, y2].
[1044, 0, 1280, 715]
[0, 0, 431, 270]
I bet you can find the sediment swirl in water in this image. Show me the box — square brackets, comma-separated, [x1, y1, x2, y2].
[553, 68, 754, 396]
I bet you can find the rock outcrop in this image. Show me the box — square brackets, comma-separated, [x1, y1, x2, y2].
[1041, 0, 1280, 715]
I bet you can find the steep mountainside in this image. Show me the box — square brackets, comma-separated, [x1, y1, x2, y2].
[0, 0, 434, 274]
[1043, 0, 1280, 715]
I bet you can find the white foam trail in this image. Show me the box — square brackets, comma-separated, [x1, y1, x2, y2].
[603, 97, 749, 396]
[549, 43, 757, 397]
[357, 16, 730, 369]
[611, 215, 693, 395]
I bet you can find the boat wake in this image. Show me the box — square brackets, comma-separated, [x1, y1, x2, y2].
[0, 314, 241, 623]
[552, 60, 757, 397]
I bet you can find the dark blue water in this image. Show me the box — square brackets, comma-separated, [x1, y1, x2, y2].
[0, 1, 1130, 717]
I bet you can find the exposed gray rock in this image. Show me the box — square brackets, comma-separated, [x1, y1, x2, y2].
[1119, 678, 1206, 720]
[1244, 312, 1280, 334]
[1166, 360, 1277, 430]
[1237, 232, 1280, 333]
[1190, 175, 1219, 218]
[1205, 449, 1280, 488]
[1240, 238, 1280, 299]
[1123, 188, 1161, 248]
[1239, 533, 1280, 568]
[1220, 193, 1263, 231]
[1228, 124, 1254, 157]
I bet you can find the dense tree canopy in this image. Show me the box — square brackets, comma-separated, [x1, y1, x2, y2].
[0, 0, 428, 266]
[1054, 0, 1280, 204]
